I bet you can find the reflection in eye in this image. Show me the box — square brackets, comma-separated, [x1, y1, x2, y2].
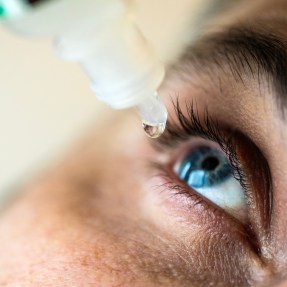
[175, 143, 247, 221]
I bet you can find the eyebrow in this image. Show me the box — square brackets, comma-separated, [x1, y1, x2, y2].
[177, 27, 287, 115]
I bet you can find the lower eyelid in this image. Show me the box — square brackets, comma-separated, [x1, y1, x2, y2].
[152, 165, 237, 224]
[147, 170, 260, 268]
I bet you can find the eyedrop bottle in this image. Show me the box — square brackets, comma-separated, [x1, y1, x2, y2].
[0, 0, 168, 138]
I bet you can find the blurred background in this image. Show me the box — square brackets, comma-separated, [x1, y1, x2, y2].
[0, 0, 216, 204]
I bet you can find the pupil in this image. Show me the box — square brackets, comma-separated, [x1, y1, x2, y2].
[201, 156, 219, 171]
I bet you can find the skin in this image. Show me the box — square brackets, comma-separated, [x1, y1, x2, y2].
[0, 0, 287, 286]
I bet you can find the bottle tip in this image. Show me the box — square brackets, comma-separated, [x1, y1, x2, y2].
[136, 92, 168, 139]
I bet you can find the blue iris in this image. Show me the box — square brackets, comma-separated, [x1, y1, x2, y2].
[177, 146, 233, 189]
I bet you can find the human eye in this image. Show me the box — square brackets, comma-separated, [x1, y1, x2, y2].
[150, 99, 272, 257]
[174, 141, 247, 222]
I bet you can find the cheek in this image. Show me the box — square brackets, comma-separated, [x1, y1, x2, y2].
[0, 181, 187, 286]
[0, 114, 174, 285]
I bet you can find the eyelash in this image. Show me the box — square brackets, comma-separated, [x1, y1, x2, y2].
[153, 98, 250, 211]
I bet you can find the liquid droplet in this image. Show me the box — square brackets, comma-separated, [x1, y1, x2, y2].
[142, 122, 166, 138]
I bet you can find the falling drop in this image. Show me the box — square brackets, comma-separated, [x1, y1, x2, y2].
[142, 122, 166, 138]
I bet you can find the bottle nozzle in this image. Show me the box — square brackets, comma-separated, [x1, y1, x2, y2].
[136, 93, 167, 138]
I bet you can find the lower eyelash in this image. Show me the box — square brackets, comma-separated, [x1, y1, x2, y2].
[150, 163, 233, 220]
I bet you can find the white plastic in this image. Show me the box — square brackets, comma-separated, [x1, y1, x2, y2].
[136, 93, 167, 125]
[1, 0, 168, 130]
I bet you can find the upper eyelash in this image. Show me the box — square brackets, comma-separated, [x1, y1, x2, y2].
[153, 97, 249, 194]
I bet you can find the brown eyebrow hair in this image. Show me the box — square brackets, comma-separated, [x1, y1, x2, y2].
[177, 26, 287, 116]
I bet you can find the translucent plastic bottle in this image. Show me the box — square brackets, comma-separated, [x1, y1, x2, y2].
[0, 0, 168, 138]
